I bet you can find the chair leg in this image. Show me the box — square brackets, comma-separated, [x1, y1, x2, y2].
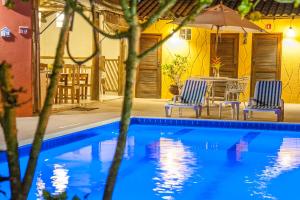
[231, 104, 235, 120]
[76, 88, 80, 104]
[165, 106, 172, 117]
[243, 110, 248, 121]
[281, 109, 284, 121]
[59, 87, 63, 104]
[71, 88, 74, 104]
[206, 97, 210, 116]
[85, 86, 88, 99]
[195, 107, 199, 118]
[236, 103, 240, 120]
[219, 103, 222, 119]
[276, 110, 283, 122]
[199, 106, 202, 118]
[64, 88, 68, 103]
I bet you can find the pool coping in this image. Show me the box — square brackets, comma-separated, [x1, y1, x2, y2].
[0, 117, 121, 151]
[1, 116, 300, 152]
[132, 116, 300, 132]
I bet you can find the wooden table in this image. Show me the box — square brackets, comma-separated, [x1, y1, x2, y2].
[46, 72, 90, 104]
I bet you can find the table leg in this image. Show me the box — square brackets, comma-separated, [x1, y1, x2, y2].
[219, 103, 222, 119]
[236, 103, 240, 120]
[231, 103, 235, 119]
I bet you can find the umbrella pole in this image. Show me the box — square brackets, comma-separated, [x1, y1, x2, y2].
[215, 26, 220, 55]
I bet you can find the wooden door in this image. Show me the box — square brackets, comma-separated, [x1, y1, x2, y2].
[210, 34, 239, 98]
[136, 34, 162, 98]
[251, 34, 282, 95]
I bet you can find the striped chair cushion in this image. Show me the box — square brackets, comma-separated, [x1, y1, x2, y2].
[181, 79, 207, 105]
[253, 80, 282, 108]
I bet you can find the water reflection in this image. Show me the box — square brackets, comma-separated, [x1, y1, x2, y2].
[150, 138, 196, 200]
[227, 132, 260, 163]
[251, 138, 300, 199]
[100, 136, 135, 162]
[36, 164, 69, 199]
[34, 137, 135, 199]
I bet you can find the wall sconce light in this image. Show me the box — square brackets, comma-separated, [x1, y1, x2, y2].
[287, 27, 296, 38]
[286, 16, 296, 38]
[19, 26, 29, 35]
[179, 28, 191, 40]
[1, 27, 11, 38]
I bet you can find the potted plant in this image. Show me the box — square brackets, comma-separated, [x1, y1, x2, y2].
[211, 56, 223, 77]
[162, 54, 189, 95]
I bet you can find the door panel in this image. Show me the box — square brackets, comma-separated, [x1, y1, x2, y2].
[136, 34, 162, 98]
[210, 34, 239, 98]
[251, 34, 282, 95]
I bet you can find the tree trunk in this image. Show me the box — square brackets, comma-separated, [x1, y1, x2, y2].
[21, 3, 73, 198]
[103, 22, 140, 200]
[0, 63, 22, 200]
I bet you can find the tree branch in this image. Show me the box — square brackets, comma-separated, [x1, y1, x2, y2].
[138, 2, 211, 60]
[120, 0, 132, 23]
[140, 0, 177, 31]
[70, 1, 128, 40]
[66, 0, 99, 66]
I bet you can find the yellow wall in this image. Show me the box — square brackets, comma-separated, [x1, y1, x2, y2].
[144, 18, 300, 103]
[40, 12, 120, 65]
[143, 21, 211, 99]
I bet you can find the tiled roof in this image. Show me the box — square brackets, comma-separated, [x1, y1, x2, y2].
[138, 0, 300, 19]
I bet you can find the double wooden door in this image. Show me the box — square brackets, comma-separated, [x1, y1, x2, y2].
[251, 34, 282, 95]
[136, 34, 162, 98]
[210, 34, 239, 98]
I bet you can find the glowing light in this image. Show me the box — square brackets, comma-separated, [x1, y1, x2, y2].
[51, 164, 69, 195]
[286, 27, 296, 38]
[56, 13, 65, 28]
[249, 138, 300, 199]
[168, 33, 182, 46]
[152, 138, 196, 199]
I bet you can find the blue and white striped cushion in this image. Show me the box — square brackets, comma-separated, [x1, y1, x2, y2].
[253, 80, 282, 108]
[181, 79, 207, 105]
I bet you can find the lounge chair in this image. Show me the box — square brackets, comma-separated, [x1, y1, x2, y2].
[243, 80, 284, 122]
[165, 79, 208, 118]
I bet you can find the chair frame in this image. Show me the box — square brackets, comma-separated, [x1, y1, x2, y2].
[243, 80, 284, 122]
[165, 80, 208, 118]
[244, 98, 284, 122]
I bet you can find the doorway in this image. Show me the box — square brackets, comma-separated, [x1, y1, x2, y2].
[251, 34, 282, 95]
[136, 34, 162, 98]
[210, 33, 239, 98]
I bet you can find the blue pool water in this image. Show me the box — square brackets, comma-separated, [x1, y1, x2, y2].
[1, 118, 300, 199]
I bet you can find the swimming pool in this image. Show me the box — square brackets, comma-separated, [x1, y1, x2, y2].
[1, 117, 300, 200]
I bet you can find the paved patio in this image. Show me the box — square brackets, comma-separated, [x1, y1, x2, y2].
[1, 98, 300, 148]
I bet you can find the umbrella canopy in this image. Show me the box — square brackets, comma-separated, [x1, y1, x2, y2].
[172, 3, 264, 33]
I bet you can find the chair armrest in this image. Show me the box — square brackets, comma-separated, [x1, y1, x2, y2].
[247, 98, 256, 106]
[280, 99, 284, 109]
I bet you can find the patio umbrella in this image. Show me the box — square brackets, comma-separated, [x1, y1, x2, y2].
[172, 3, 264, 33]
[172, 3, 264, 51]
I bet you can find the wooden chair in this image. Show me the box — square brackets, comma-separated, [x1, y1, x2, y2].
[79, 73, 89, 99]
[56, 64, 80, 104]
